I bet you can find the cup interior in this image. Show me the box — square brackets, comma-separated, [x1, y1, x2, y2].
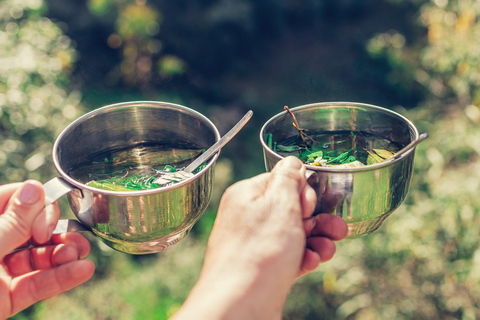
[53, 101, 219, 190]
[261, 102, 418, 159]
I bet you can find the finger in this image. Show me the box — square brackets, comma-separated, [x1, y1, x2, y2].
[270, 156, 305, 194]
[0, 182, 22, 213]
[49, 233, 91, 259]
[298, 248, 321, 277]
[0, 181, 45, 257]
[266, 157, 307, 215]
[10, 259, 95, 315]
[320, 184, 345, 214]
[31, 201, 60, 244]
[5, 244, 80, 277]
[225, 157, 305, 205]
[300, 184, 317, 219]
[306, 236, 337, 263]
[303, 213, 348, 240]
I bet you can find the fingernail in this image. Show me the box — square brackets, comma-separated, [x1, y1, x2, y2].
[18, 182, 41, 205]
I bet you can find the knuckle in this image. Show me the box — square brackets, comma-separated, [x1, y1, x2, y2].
[27, 269, 62, 303]
[27, 276, 41, 302]
[273, 167, 303, 185]
[0, 211, 31, 240]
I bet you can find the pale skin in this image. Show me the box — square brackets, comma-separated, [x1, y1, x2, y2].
[172, 156, 348, 320]
[0, 180, 94, 320]
[1, 157, 346, 319]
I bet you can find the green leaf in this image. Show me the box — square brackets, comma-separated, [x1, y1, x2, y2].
[300, 150, 323, 162]
[327, 148, 353, 164]
[164, 165, 177, 172]
[367, 151, 383, 165]
[373, 149, 394, 159]
[277, 144, 299, 152]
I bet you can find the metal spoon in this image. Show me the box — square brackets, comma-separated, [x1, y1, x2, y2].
[384, 132, 428, 161]
[153, 110, 253, 184]
[304, 132, 428, 180]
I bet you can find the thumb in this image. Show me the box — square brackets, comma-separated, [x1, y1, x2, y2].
[0, 180, 45, 258]
[269, 156, 307, 194]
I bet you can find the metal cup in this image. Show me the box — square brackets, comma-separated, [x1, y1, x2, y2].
[44, 101, 220, 254]
[260, 102, 419, 238]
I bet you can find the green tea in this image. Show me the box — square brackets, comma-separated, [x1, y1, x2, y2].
[270, 131, 402, 168]
[68, 142, 206, 191]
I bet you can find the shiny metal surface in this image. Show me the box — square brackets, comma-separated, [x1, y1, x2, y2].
[384, 132, 428, 161]
[44, 177, 73, 206]
[49, 101, 220, 254]
[53, 219, 89, 233]
[152, 109, 253, 184]
[183, 110, 253, 173]
[260, 102, 420, 238]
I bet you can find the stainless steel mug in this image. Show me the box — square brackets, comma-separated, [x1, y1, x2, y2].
[44, 101, 220, 254]
[260, 102, 420, 238]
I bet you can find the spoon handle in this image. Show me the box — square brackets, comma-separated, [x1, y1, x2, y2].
[184, 110, 253, 173]
[387, 132, 428, 161]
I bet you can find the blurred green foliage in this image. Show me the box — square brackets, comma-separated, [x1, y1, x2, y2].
[368, 0, 480, 109]
[0, 0, 83, 184]
[4, 0, 480, 319]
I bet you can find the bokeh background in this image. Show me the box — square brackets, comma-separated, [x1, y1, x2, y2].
[2, 0, 480, 319]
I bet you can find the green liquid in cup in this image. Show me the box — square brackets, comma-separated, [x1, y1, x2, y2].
[69, 143, 206, 191]
[270, 131, 402, 168]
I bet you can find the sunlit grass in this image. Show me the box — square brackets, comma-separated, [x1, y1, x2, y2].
[26, 237, 206, 320]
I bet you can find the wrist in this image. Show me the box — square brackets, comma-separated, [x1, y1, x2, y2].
[172, 263, 288, 320]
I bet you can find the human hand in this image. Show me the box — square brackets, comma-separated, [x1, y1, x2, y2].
[0, 180, 95, 319]
[173, 156, 347, 320]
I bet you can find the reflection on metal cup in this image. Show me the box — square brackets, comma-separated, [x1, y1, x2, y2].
[46, 101, 220, 254]
[260, 102, 420, 238]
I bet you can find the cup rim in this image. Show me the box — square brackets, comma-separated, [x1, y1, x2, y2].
[52, 101, 221, 195]
[259, 101, 420, 172]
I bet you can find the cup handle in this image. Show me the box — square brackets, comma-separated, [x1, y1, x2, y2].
[306, 169, 315, 180]
[43, 177, 74, 206]
[53, 219, 89, 233]
[43, 177, 90, 233]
